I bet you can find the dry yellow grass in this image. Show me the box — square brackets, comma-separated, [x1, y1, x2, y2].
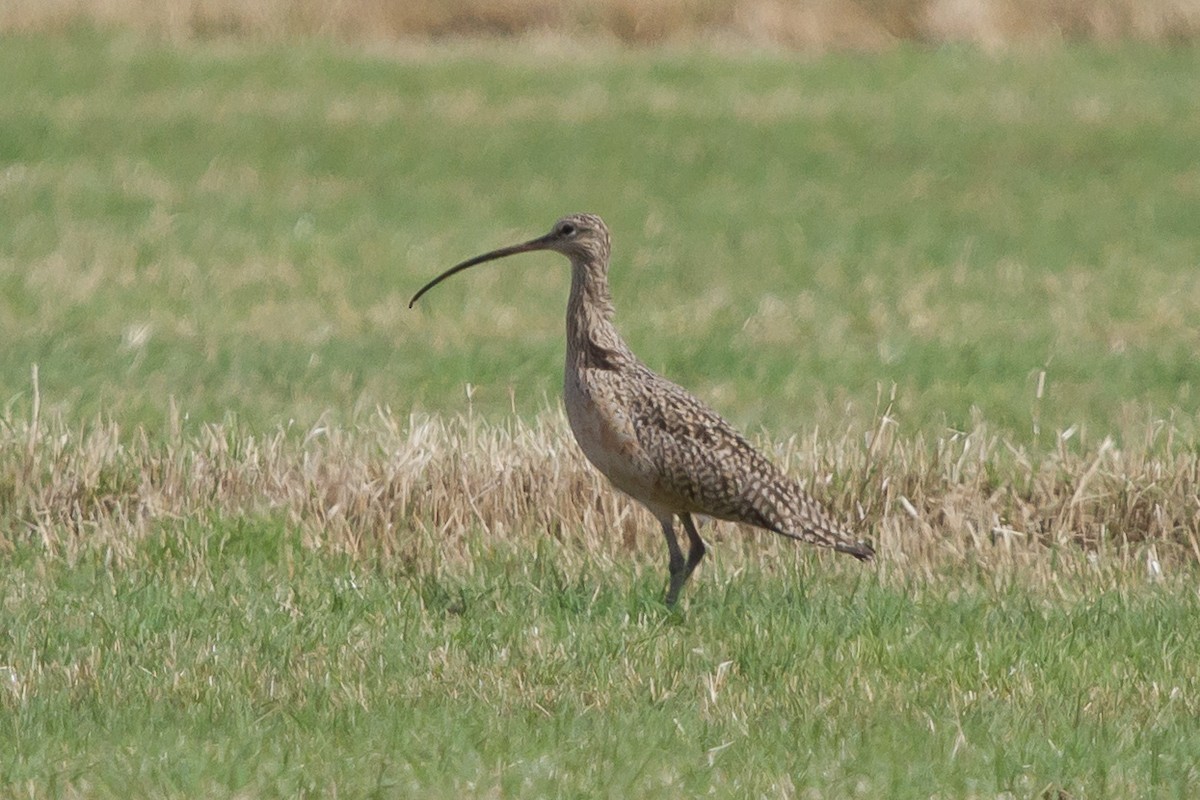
[2, 0, 1198, 47]
[5, 381, 1197, 587]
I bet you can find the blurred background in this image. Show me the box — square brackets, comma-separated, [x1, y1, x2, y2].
[2, 0, 1198, 442]
[5, 0, 1199, 47]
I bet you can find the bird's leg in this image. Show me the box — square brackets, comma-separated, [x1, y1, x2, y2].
[679, 513, 707, 584]
[658, 515, 687, 606]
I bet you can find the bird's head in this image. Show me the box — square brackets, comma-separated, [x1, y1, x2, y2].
[409, 213, 611, 308]
[537, 213, 611, 265]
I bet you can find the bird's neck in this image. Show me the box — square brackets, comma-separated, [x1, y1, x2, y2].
[566, 258, 632, 371]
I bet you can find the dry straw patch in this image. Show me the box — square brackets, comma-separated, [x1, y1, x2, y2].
[3, 384, 1197, 586]
[1, 0, 1198, 47]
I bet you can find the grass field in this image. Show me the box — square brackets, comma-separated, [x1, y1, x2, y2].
[2, 30, 1199, 439]
[3, 410, 1199, 797]
[3, 527, 1198, 797]
[2, 27, 1200, 798]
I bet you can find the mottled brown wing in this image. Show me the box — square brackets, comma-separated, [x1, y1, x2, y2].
[626, 365, 873, 559]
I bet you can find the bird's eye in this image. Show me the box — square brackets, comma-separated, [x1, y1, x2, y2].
[559, 223, 576, 236]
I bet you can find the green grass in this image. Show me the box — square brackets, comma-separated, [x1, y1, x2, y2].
[0, 407, 1197, 797]
[3, 520, 1199, 798]
[1, 31, 1198, 440]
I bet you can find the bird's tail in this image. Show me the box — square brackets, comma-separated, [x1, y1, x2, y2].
[732, 466, 873, 560]
[767, 481, 874, 561]
[834, 540, 875, 561]
[769, 519, 874, 561]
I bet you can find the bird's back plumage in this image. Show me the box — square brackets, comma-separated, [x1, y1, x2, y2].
[579, 360, 872, 560]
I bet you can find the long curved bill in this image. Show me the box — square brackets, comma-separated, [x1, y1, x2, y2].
[409, 233, 555, 308]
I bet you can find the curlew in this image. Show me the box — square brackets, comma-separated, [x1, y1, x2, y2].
[410, 213, 873, 605]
